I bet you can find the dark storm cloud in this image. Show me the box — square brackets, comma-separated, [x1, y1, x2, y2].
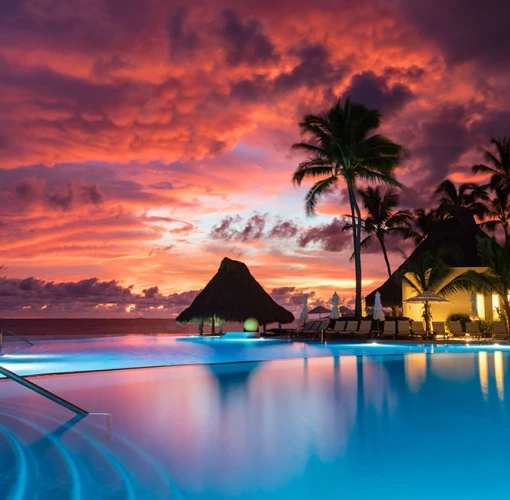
[167, 6, 201, 59]
[46, 182, 105, 211]
[397, 0, 510, 68]
[209, 215, 301, 242]
[219, 8, 278, 66]
[0, 275, 200, 315]
[209, 214, 266, 241]
[469, 110, 510, 144]
[275, 44, 345, 92]
[298, 218, 351, 252]
[344, 71, 414, 113]
[267, 220, 299, 239]
[411, 104, 474, 186]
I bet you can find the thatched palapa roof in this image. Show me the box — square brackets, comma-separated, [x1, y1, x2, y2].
[366, 208, 491, 307]
[176, 257, 295, 325]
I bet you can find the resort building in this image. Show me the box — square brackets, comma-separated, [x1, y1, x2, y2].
[366, 208, 498, 323]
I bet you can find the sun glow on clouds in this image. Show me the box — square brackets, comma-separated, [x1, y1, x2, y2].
[0, 0, 509, 316]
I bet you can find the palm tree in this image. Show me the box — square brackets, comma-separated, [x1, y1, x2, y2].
[454, 238, 510, 334]
[472, 137, 510, 190]
[480, 186, 510, 246]
[292, 98, 404, 317]
[402, 245, 465, 333]
[343, 187, 413, 277]
[410, 208, 442, 245]
[434, 179, 487, 219]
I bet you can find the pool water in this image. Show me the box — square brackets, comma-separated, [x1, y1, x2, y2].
[1, 335, 509, 376]
[1, 339, 509, 498]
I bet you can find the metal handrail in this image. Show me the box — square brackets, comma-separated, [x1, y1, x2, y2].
[1, 329, 34, 346]
[0, 365, 88, 415]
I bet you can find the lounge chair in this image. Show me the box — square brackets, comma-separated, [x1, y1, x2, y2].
[493, 321, 508, 340]
[410, 321, 427, 339]
[354, 320, 372, 339]
[380, 321, 396, 340]
[465, 322, 482, 340]
[449, 320, 464, 338]
[344, 321, 359, 337]
[397, 320, 411, 339]
[295, 321, 320, 338]
[433, 321, 449, 340]
[327, 320, 347, 338]
[311, 320, 331, 340]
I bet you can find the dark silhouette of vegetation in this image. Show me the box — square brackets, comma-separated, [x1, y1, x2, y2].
[292, 98, 404, 317]
[343, 186, 413, 277]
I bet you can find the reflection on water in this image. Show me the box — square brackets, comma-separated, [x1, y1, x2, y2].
[1, 352, 510, 499]
[405, 353, 427, 393]
[479, 351, 489, 400]
[495, 351, 505, 402]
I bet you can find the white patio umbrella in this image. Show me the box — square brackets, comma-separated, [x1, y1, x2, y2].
[299, 294, 309, 325]
[330, 292, 340, 319]
[373, 291, 385, 335]
[373, 291, 385, 322]
[470, 292, 479, 320]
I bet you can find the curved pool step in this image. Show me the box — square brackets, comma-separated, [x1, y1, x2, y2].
[0, 403, 182, 499]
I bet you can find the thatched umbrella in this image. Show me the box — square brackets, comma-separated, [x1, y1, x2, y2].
[176, 257, 294, 333]
[308, 305, 331, 320]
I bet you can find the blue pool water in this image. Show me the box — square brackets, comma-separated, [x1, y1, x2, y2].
[1, 335, 509, 376]
[1, 338, 510, 498]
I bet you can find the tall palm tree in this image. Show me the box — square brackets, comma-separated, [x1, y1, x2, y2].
[434, 179, 487, 219]
[481, 186, 510, 246]
[472, 137, 510, 190]
[292, 98, 404, 317]
[402, 245, 463, 333]
[343, 187, 413, 277]
[454, 238, 510, 334]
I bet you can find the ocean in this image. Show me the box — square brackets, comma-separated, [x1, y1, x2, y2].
[0, 318, 302, 337]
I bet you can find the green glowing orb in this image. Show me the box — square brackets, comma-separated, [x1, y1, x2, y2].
[244, 317, 259, 332]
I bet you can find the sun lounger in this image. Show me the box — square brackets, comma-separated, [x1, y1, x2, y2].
[465, 322, 482, 340]
[493, 321, 508, 340]
[410, 321, 427, 339]
[295, 321, 320, 338]
[433, 321, 450, 340]
[354, 320, 372, 339]
[327, 320, 347, 338]
[311, 320, 331, 340]
[380, 321, 396, 340]
[397, 320, 411, 339]
[344, 321, 359, 336]
[449, 320, 464, 338]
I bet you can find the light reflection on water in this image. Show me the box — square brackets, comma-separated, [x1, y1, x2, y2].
[1, 351, 510, 499]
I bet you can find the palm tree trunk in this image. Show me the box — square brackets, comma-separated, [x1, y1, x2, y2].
[378, 236, 392, 278]
[423, 301, 432, 335]
[347, 182, 362, 318]
[503, 297, 510, 336]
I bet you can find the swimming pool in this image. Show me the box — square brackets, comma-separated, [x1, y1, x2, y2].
[1, 338, 509, 499]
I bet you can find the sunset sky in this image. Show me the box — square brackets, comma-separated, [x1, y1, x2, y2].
[1, 0, 509, 317]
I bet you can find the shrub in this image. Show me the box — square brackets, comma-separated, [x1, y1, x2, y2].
[446, 313, 471, 332]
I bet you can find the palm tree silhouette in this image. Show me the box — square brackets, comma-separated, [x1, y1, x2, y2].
[481, 186, 510, 246]
[292, 98, 404, 317]
[434, 179, 487, 219]
[472, 137, 510, 190]
[343, 186, 413, 277]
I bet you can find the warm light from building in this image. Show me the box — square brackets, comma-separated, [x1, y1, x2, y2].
[492, 295, 500, 319]
[476, 294, 485, 320]
[478, 351, 488, 401]
[494, 351, 505, 402]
